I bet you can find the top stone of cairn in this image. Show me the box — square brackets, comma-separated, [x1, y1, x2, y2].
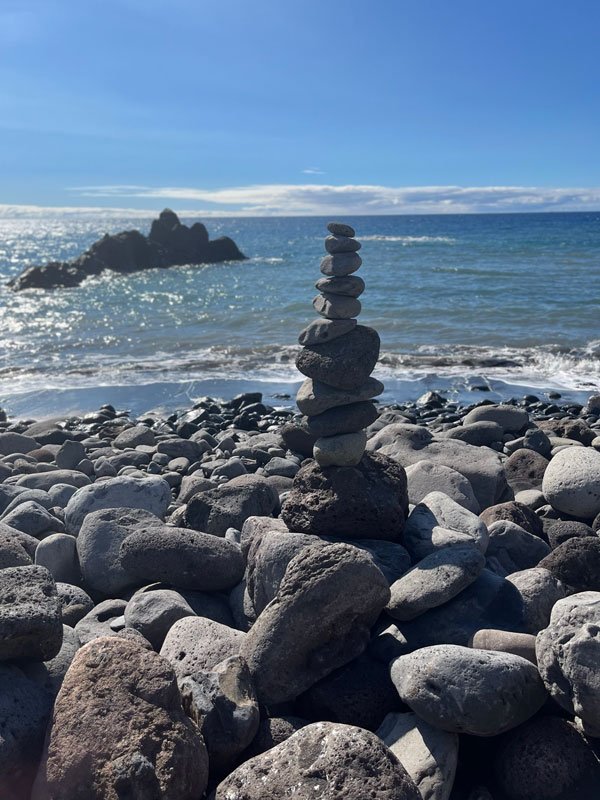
[327, 221, 356, 237]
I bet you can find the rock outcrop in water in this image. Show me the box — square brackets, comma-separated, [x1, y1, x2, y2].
[8, 209, 247, 291]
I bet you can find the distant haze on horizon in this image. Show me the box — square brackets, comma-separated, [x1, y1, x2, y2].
[1, 0, 599, 215]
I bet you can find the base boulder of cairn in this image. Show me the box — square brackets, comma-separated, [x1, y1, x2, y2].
[281, 222, 408, 539]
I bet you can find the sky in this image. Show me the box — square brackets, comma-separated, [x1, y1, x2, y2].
[1, 0, 600, 216]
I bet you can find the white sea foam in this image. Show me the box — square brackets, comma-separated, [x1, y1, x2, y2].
[360, 235, 457, 244]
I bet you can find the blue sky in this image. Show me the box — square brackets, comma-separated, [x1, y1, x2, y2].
[1, 0, 599, 215]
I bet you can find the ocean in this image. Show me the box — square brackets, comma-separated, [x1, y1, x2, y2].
[1, 211, 599, 418]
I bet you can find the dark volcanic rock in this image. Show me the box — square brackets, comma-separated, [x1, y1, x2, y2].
[9, 209, 246, 291]
[306, 400, 378, 437]
[241, 543, 390, 704]
[538, 536, 600, 592]
[33, 636, 208, 800]
[215, 721, 421, 800]
[281, 451, 408, 541]
[295, 325, 380, 390]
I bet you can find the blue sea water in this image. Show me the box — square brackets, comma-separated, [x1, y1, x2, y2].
[0, 211, 599, 417]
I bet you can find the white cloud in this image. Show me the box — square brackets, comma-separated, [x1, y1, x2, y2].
[2, 183, 600, 218]
[302, 167, 325, 175]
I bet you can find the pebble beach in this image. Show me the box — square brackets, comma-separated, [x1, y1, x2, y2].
[1, 219, 600, 799]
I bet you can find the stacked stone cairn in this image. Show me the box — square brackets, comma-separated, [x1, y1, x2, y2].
[296, 221, 382, 467]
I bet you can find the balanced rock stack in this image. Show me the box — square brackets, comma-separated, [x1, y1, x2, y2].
[296, 221, 383, 467]
[281, 223, 408, 541]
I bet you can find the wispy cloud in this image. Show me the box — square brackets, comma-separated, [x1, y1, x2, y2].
[302, 167, 325, 175]
[64, 183, 600, 216]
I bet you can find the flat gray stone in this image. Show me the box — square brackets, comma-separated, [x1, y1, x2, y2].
[405, 460, 480, 513]
[16, 470, 91, 491]
[215, 721, 421, 800]
[313, 292, 361, 319]
[124, 589, 195, 650]
[35, 533, 80, 584]
[307, 400, 378, 437]
[391, 644, 547, 736]
[485, 520, 550, 575]
[0, 565, 62, 662]
[315, 274, 365, 296]
[241, 543, 390, 704]
[387, 544, 485, 621]
[377, 711, 458, 800]
[120, 526, 245, 591]
[297, 376, 384, 416]
[403, 491, 489, 561]
[470, 629, 537, 664]
[327, 221, 356, 237]
[113, 425, 155, 449]
[506, 567, 566, 634]
[536, 591, 600, 730]
[0, 432, 38, 456]
[298, 317, 357, 346]
[325, 234, 361, 254]
[65, 475, 171, 534]
[313, 430, 367, 467]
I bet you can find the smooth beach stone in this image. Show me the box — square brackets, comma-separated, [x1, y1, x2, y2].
[316, 274, 365, 297]
[537, 417, 597, 446]
[160, 616, 246, 680]
[240, 543, 390, 704]
[22, 624, 81, 697]
[542, 447, 600, 518]
[377, 711, 458, 800]
[33, 636, 208, 800]
[55, 582, 94, 627]
[55, 440, 86, 470]
[390, 569, 528, 652]
[366, 423, 509, 510]
[120, 526, 245, 591]
[312, 292, 362, 319]
[324, 234, 361, 254]
[442, 420, 505, 447]
[505, 448, 549, 492]
[536, 592, 600, 729]
[74, 598, 127, 645]
[296, 376, 384, 416]
[177, 473, 215, 503]
[124, 589, 195, 650]
[215, 721, 421, 800]
[391, 644, 547, 736]
[239, 514, 290, 559]
[471, 630, 537, 668]
[387, 544, 486, 621]
[307, 400, 378, 437]
[179, 655, 259, 775]
[493, 716, 600, 800]
[281, 451, 408, 541]
[296, 652, 401, 732]
[0, 665, 53, 799]
[327, 221, 356, 237]
[405, 460, 480, 513]
[320, 251, 362, 276]
[296, 325, 380, 390]
[313, 430, 367, 467]
[462, 404, 529, 433]
[514, 488, 546, 509]
[113, 424, 155, 449]
[185, 474, 277, 536]
[479, 500, 545, 539]
[0, 565, 62, 662]
[485, 520, 550, 575]
[2, 500, 60, 537]
[0, 432, 38, 456]
[35, 533, 80, 584]
[403, 491, 489, 561]
[16, 470, 91, 491]
[298, 317, 357, 346]
[65, 475, 171, 534]
[538, 536, 600, 592]
[506, 567, 566, 633]
[77, 507, 163, 595]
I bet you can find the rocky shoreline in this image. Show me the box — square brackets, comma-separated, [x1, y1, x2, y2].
[2, 222, 600, 799]
[1, 386, 600, 799]
[8, 209, 246, 291]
